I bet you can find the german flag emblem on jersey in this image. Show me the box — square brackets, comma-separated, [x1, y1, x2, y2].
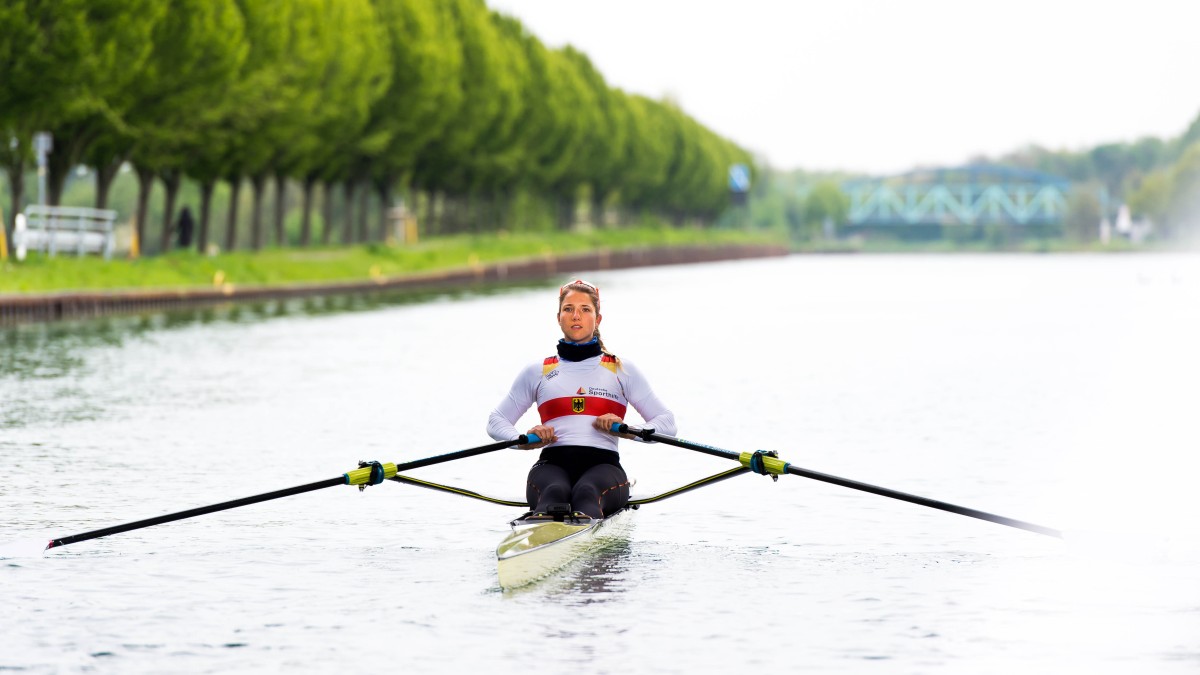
[572, 397, 586, 413]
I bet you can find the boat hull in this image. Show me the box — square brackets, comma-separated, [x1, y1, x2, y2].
[496, 510, 630, 589]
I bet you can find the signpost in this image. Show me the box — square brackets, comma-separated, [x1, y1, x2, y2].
[34, 132, 52, 207]
[729, 163, 750, 207]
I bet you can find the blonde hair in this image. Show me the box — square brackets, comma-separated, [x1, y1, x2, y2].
[558, 280, 620, 366]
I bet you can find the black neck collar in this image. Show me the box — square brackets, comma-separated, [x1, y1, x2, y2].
[557, 338, 602, 362]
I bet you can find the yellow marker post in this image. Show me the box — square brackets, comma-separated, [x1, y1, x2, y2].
[129, 220, 140, 259]
[405, 216, 418, 245]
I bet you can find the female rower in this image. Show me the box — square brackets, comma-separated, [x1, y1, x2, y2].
[486, 279, 676, 519]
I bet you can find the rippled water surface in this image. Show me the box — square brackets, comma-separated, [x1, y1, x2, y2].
[2, 254, 1199, 673]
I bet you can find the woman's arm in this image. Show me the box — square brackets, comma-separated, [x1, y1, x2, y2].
[487, 363, 554, 447]
[619, 359, 676, 437]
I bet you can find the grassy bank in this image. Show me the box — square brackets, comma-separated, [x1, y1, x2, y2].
[0, 227, 785, 294]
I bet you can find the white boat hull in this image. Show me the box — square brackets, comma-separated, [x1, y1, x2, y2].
[496, 510, 631, 589]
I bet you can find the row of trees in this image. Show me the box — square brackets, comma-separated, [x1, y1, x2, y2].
[0, 0, 753, 255]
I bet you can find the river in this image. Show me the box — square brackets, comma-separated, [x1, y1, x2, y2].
[2, 253, 1198, 673]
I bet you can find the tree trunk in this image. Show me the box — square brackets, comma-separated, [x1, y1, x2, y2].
[357, 182, 369, 243]
[556, 194, 574, 231]
[442, 194, 456, 234]
[374, 181, 388, 241]
[250, 174, 266, 250]
[273, 173, 287, 247]
[376, 181, 392, 243]
[466, 193, 479, 234]
[198, 180, 214, 254]
[414, 190, 429, 237]
[4, 158, 25, 243]
[134, 166, 154, 254]
[341, 181, 356, 244]
[159, 169, 182, 253]
[495, 188, 512, 232]
[300, 177, 315, 247]
[321, 181, 336, 245]
[590, 194, 605, 230]
[46, 134, 84, 207]
[93, 157, 124, 210]
[225, 177, 242, 252]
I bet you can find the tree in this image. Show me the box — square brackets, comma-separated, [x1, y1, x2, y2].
[41, 1, 165, 207]
[1128, 170, 1172, 226]
[0, 1, 157, 239]
[120, 0, 246, 253]
[800, 180, 849, 240]
[215, 0, 302, 252]
[1167, 142, 1200, 238]
[1064, 187, 1102, 243]
[357, 0, 461, 242]
[414, 0, 521, 233]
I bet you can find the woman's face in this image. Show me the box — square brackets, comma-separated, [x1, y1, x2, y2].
[558, 290, 601, 343]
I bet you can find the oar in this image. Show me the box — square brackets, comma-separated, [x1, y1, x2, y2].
[42, 435, 538, 551]
[614, 424, 1061, 538]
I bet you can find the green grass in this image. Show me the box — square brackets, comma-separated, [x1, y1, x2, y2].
[0, 227, 786, 294]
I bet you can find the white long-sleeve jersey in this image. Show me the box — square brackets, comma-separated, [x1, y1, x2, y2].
[487, 353, 676, 453]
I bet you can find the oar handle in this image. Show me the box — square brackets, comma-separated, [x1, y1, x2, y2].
[612, 423, 656, 440]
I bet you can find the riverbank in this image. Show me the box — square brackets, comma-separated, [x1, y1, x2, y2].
[0, 227, 785, 294]
[0, 228, 787, 324]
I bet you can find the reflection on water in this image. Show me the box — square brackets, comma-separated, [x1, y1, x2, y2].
[548, 537, 635, 598]
[0, 280, 555, 429]
[2, 280, 555, 382]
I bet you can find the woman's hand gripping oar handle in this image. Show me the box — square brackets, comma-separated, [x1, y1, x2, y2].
[613, 424, 1062, 539]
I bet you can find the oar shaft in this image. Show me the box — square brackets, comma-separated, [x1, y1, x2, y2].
[47, 436, 533, 551]
[47, 477, 343, 549]
[783, 465, 1062, 538]
[395, 437, 529, 472]
[623, 425, 1061, 539]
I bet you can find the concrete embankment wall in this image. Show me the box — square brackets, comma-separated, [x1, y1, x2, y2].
[0, 244, 787, 326]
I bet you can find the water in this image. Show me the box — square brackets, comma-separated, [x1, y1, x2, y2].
[2, 254, 1198, 673]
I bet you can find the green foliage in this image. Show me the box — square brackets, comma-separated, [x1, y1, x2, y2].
[799, 181, 849, 239]
[1128, 170, 1172, 223]
[1167, 143, 1200, 236]
[2, 0, 757, 255]
[366, 0, 458, 180]
[1064, 187, 1102, 243]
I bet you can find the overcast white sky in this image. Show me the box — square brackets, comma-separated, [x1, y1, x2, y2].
[487, 0, 1200, 175]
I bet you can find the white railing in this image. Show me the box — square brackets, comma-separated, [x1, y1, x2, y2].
[13, 205, 118, 261]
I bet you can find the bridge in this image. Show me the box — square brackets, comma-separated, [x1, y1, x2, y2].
[843, 165, 1070, 228]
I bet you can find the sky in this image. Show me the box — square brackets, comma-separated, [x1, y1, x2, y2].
[486, 0, 1200, 175]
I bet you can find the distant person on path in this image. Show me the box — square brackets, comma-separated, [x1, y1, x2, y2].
[177, 207, 195, 249]
[487, 279, 676, 519]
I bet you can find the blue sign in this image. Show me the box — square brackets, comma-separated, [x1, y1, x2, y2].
[729, 164, 750, 193]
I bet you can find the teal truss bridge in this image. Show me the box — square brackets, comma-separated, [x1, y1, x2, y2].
[844, 165, 1070, 227]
